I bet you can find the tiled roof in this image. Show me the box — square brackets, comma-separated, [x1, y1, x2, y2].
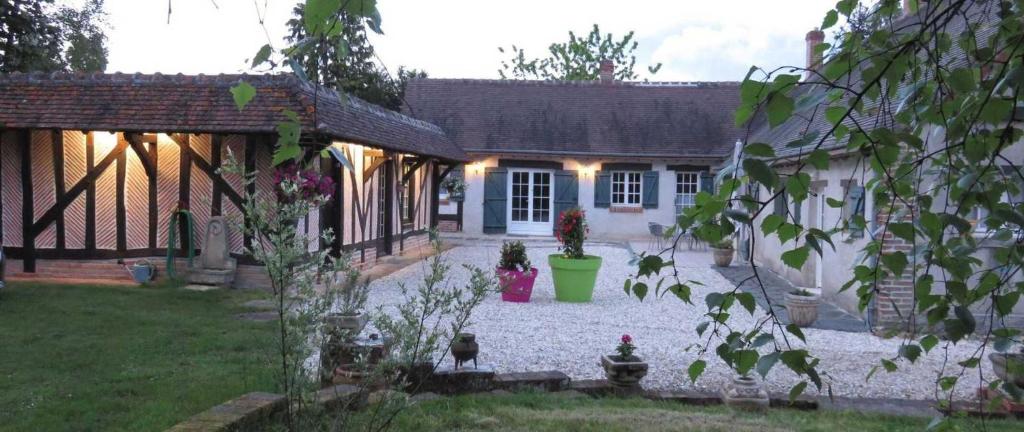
[0, 72, 466, 161]
[402, 78, 742, 158]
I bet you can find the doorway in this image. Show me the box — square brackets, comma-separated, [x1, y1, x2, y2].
[507, 169, 553, 235]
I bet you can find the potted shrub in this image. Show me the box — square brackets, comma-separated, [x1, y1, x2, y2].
[785, 288, 820, 327]
[711, 238, 734, 267]
[722, 374, 770, 410]
[600, 334, 648, 388]
[441, 176, 466, 202]
[496, 240, 537, 303]
[990, 347, 1024, 388]
[549, 208, 602, 302]
[325, 267, 372, 335]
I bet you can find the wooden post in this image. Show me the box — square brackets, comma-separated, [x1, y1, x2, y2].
[147, 139, 158, 249]
[115, 135, 127, 252]
[20, 130, 35, 272]
[383, 156, 395, 256]
[85, 132, 96, 250]
[51, 130, 66, 250]
[211, 134, 223, 217]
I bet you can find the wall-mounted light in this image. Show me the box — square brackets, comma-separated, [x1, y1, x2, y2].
[579, 164, 598, 178]
[468, 161, 485, 175]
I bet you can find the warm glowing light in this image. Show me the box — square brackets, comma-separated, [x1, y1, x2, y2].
[579, 164, 598, 178]
[91, 131, 118, 152]
[469, 162, 485, 175]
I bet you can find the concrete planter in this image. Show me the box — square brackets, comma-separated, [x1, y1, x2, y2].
[722, 375, 769, 411]
[990, 352, 1024, 387]
[549, 254, 602, 303]
[325, 312, 369, 335]
[600, 355, 648, 388]
[785, 291, 821, 327]
[712, 247, 734, 267]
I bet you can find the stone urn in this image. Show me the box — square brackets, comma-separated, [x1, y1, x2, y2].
[722, 375, 769, 411]
[712, 247, 734, 267]
[990, 352, 1024, 387]
[785, 290, 821, 327]
[325, 312, 369, 336]
[600, 355, 649, 388]
[452, 333, 479, 369]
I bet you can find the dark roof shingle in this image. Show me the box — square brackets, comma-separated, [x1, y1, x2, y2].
[403, 78, 742, 158]
[0, 72, 465, 161]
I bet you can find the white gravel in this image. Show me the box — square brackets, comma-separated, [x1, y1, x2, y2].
[362, 240, 995, 401]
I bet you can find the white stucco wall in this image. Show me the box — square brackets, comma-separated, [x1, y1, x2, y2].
[460, 157, 710, 239]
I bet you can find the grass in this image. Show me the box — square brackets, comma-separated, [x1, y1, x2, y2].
[375, 392, 1024, 432]
[0, 281, 278, 431]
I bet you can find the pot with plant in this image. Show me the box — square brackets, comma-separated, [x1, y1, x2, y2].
[497, 240, 537, 303]
[785, 288, 821, 327]
[549, 208, 602, 302]
[711, 238, 734, 267]
[990, 346, 1024, 388]
[441, 175, 466, 202]
[324, 267, 372, 336]
[600, 334, 648, 388]
[722, 374, 770, 410]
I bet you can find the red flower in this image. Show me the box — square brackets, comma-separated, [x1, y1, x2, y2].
[621, 334, 632, 344]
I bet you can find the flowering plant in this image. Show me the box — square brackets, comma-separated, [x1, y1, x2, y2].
[555, 207, 588, 259]
[615, 334, 636, 360]
[498, 240, 531, 272]
[273, 163, 335, 204]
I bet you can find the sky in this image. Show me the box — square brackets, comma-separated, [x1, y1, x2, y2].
[99, 0, 836, 82]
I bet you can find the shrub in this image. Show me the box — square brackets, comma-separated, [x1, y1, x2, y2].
[498, 241, 531, 272]
[556, 207, 588, 259]
[710, 238, 733, 249]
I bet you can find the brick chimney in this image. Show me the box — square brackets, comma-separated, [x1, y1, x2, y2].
[599, 59, 614, 83]
[805, 28, 825, 79]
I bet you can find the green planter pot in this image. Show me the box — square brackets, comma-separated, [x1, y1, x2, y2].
[548, 254, 603, 302]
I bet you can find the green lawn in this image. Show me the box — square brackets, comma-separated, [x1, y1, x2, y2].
[0, 281, 278, 431]
[376, 392, 1024, 432]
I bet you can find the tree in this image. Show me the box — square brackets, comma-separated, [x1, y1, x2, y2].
[629, 0, 1024, 417]
[284, 2, 420, 111]
[0, 0, 108, 73]
[498, 24, 661, 81]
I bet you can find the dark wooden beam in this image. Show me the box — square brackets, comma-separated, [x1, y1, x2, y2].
[382, 157, 395, 256]
[243, 135, 258, 252]
[402, 158, 428, 184]
[176, 133, 192, 209]
[115, 145, 127, 252]
[148, 140, 158, 249]
[211, 135, 223, 216]
[430, 161, 440, 229]
[51, 130, 65, 250]
[19, 130, 34, 272]
[363, 156, 388, 183]
[124, 133, 156, 179]
[85, 133, 96, 249]
[29, 140, 129, 240]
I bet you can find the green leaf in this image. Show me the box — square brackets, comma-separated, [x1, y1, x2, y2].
[900, 344, 922, 363]
[688, 360, 706, 384]
[785, 324, 806, 343]
[920, 335, 939, 353]
[744, 143, 776, 157]
[737, 292, 757, 315]
[947, 68, 976, 93]
[781, 246, 810, 270]
[880, 252, 908, 277]
[304, 0, 342, 35]
[696, 322, 710, 337]
[767, 93, 795, 127]
[825, 106, 847, 125]
[756, 351, 780, 378]
[786, 173, 811, 202]
[888, 222, 915, 242]
[623, 279, 632, 296]
[736, 350, 759, 376]
[821, 9, 839, 30]
[881, 359, 898, 372]
[667, 283, 692, 304]
[743, 159, 778, 190]
[230, 81, 256, 111]
[789, 381, 808, 402]
[251, 44, 272, 69]
[807, 149, 830, 170]
[632, 282, 648, 302]
[826, 197, 844, 208]
[761, 214, 784, 236]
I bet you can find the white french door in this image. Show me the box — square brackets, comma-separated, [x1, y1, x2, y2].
[507, 169, 554, 235]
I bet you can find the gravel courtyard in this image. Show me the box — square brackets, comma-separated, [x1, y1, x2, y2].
[364, 240, 994, 401]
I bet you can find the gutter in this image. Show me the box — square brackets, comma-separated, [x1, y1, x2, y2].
[462, 148, 730, 161]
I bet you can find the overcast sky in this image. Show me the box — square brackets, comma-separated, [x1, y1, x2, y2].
[100, 0, 835, 82]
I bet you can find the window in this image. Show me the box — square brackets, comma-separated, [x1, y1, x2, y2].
[611, 171, 642, 206]
[675, 172, 700, 214]
[401, 163, 416, 223]
[843, 184, 866, 237]
[971, 192, 1016, 233]
[377, 173, 387, 238]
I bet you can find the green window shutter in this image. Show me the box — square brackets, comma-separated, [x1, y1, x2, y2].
[774, 193, 787, 217]
[553, 170, 580, 233]
[642, 171, 659, 209]
[594, 171, 611, 208]
[793, 197, 802, 225]
[483, 167, 507, 234]
[700, 171, 714, 195]
[848, 186, 865, 238]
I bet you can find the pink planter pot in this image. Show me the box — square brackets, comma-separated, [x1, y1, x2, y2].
[497, 267, 538, 303]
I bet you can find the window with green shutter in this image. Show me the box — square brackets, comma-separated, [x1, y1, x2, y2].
[642, 171, 659, 209]
[594, 171, 611, 208]
[844, 185, 866, 238]
[483, 167, 507, 233]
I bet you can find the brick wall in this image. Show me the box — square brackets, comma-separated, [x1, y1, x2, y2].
[872, 206, 918, 331]
[438, 220, 459, 232]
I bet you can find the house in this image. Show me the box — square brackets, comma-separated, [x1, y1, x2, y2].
[746, 3, 1024, 329]
[0, 72, 465, 287]
[402, 62, 741, 238]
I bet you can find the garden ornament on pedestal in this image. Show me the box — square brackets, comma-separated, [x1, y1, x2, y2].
[711, 238, 734, 267]
[451, 333, 479, 369]
[185, 216, 237, 288]
[600, 334, 648, 389]
[497, 240, 537, 303]
[549, 207, 602, 302]
[325, 267, 372, 336]
[722, 374, 769, 411]
[785, 288, 821, 327]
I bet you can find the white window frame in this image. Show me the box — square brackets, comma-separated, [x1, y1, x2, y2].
[611, 171, 642, 207]
[675, 171, 700, 215]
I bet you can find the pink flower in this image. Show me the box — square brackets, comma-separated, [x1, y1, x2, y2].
[621, 334, 632, 344]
